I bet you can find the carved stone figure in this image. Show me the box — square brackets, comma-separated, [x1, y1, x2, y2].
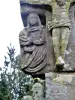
[48, 0, 71, 69]
[32, 82, 44, 100]
[19, 13, 54, 75]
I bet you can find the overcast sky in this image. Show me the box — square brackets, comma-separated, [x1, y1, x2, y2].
[0, 0, 23, 66]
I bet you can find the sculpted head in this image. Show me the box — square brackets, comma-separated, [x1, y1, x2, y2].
[27, 13, 41, 27]
[26, 13, 43, 45]
[56, 0, 66, 6]
[32, 83, 44, 99]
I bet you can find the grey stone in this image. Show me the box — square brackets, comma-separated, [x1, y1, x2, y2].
[45, 72, 75, 100]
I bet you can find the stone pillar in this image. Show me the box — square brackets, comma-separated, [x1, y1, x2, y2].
[45, 72, 75, 100]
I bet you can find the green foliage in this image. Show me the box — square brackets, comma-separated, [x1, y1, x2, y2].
[0, 74, 10, 100]
[0, 44, 33, 100]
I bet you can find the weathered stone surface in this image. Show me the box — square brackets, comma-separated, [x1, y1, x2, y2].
[45, 72, 75, 100]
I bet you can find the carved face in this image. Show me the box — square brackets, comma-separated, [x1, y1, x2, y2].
[27, 13, 43, 45]
[56, 0, 66, 6]
[28, 13, 39, 26]
[32, 83, 44, 99]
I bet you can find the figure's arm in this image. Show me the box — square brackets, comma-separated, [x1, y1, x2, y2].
[20, 0, 52, 5]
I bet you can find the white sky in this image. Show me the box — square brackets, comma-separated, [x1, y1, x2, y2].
[0, 0, 23, 67]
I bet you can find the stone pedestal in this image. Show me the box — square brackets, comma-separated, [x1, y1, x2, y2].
[45, 72, 75, 100]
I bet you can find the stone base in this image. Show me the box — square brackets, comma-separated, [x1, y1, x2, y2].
[45, 72, 75, 100]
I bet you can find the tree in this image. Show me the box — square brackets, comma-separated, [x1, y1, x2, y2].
[3, 44, 33, 100]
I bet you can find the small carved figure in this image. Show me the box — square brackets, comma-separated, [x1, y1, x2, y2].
[19, 13, 51, 74]
[32, 82, 44, 100]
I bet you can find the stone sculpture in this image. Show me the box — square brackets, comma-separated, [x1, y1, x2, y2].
[19, 13, 54, 75]
[47, 0, 75, 70]
[19, 0, 75, 100]
[19, 0, 75, 72]
[48, 0, 71, 68]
